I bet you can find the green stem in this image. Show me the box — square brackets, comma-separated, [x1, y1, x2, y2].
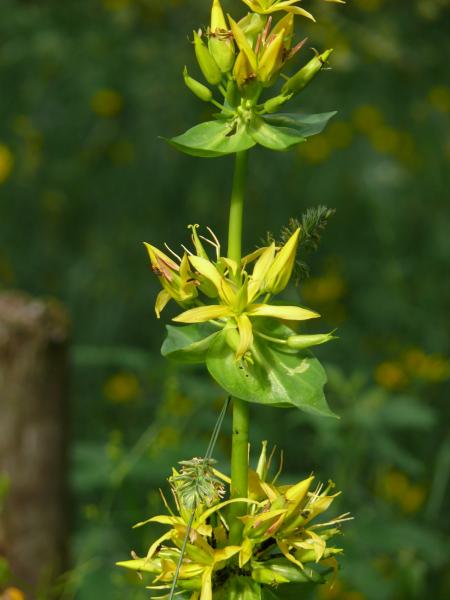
[227, 150, 250, 545]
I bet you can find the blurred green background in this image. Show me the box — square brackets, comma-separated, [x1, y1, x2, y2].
[1, 0, 449, 598]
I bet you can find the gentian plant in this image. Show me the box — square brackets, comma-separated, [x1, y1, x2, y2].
[118, 1, 351, 598]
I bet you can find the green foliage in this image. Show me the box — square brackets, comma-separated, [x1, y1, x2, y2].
[206, 331, 333, 416]
[0, 0, 449, 599]
[170, 112, 336, 157]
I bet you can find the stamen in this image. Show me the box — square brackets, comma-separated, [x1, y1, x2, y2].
[164, 243, 182, 262]
[262, 16, 273, 45]
[207, 226, 221, 260]
[288, 37, 308, 60]
[255, 33, 262, 56]
[181, 244, 193, 256]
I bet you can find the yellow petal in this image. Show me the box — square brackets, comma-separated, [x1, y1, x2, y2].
[285, 476, 315, 503]
[155, 289, 171, 318]
[280, 5, 316, 22]
[145, 530, 173, 561]
[258, 30, 285, 82]
[248, 243, 276, 301]
[200, 566, 213, 600]
[247, 304, 320, 321]
[233, 49, 254, 88]
[228, 15, 258, 71]
[213, 545, 241, 564]
[236, 314, 254, 359]
[144, 242, 178, 272]
[239, 537, 254, 568]
[189, 255, 235, 304]
[173, 305, 232, 323]
[133, 514, 184, 528]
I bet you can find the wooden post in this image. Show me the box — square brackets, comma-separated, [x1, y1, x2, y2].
[0, 292, 70, 592]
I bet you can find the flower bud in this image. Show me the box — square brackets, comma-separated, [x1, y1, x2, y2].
[263, 93, 292, 114]
[258, 30, 285, 84]
[233, 50, 254, 89]
[281, 49, 333, 97]
[264, 228, 300, 294]
[183, 67, 213, 102]
[209, 0, 235, 73]
[144, 243, 198, 316]
[193, 31, 222, 85]
[286, 332, 336, 350]
[271, 13, 294, 51]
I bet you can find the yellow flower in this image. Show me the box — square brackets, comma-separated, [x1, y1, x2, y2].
[374, 361, 408, 391]
[241, 0, 344, 20]
[173, 229, 319, 359]
[0, 590, 25, 600]
[144, 243, 198, 317]
[0, 144, 14, 184]
[379, 470, 426, 514]
[428, 86, 450, 114]
[229, 13, 297, 86]
[91, 89, 123, 117]
[103, 372, 141, 403]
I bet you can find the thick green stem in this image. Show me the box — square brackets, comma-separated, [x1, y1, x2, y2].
[227, 151, 250, 545]
[227, 151, 248, 265]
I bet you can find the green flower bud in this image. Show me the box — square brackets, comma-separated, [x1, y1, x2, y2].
[193, 31, 222, 85]
[209, 37, 235, 73]
[209, 0, 235, 73]
[183, 67, 213, 102]
[281, 49, 334, 97]
[286, 332, 336, 350]
[263, 93, 292, 114]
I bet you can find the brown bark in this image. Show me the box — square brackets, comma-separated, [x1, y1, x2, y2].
[0, 291, 70, 593]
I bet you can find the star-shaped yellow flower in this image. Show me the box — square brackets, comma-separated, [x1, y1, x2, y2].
[173, 229, 320, 359]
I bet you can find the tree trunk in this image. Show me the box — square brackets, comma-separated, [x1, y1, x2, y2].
[0, 291, 70, 593]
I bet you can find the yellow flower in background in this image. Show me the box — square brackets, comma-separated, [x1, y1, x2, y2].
[428, 86, 450, 113]
[403, 348, 450, 383]
[352, 104, 384, 134]
[302, 267, 346, 305]
[0, 589, 25, 600]
[379, 470, 426, 514]
[299, 135, 332, 163]
[103, 371, 141, 403]
[374, 361, 408, 391]
[0, 144, 14, 184]
[91, 89, 123, 117]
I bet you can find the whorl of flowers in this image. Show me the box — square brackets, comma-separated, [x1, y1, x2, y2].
[117, 443, 351, 599]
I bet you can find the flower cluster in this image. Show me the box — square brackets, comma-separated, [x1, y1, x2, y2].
[117, 443, 350, 599]
[172, 0, 344, 157]
[146, 225, 334, 362]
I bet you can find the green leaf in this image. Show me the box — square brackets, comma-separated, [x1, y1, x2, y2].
[206, 332, 336, 417]
[168, 120, 255, 158]
[263, 111, 337, 138]
[161, 323, 219, 364]
[250, 117, 306, 151]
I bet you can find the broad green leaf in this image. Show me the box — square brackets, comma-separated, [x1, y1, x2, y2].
[168, 120, 255, 158]
[250, 117, 306, 151]
[263, 111, 337, 138]
[206, 332, 336, 417]
[161, 323, 219, 364]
